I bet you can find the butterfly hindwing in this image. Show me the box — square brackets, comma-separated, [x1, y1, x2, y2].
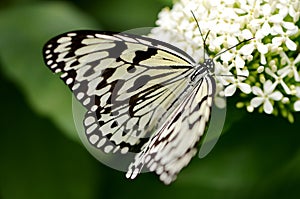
[126, 75, 215, 184]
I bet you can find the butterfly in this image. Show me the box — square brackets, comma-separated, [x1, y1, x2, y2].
[43, 17, 251, 184]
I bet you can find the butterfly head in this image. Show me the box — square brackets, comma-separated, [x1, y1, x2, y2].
[203, 58, 215, 74]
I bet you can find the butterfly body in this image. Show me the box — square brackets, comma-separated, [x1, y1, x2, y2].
[43, 30, 216, 184]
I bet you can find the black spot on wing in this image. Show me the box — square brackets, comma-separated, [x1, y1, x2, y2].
[111, 121, 118, 128]
[127, 75, 151, 92]
[132, 48, 158, 64]
[127, 65, 136, 73]
[95, 68, 116, 90]
[107, 41, 128, 58]
[172, 111, 182, 123]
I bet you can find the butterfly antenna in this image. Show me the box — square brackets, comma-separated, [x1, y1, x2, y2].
[216, 74, 248, 79]
[214, 37, 254, 58]
[191, 10, 209, 60]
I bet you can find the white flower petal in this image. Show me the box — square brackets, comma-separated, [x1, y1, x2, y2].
[272, 37, 283, 46]
[289, 5, 296, 18]
[241, 29, 253, 39]
[250, 19, 262, 28]
[224, 84, 237, 96]
[260, 54, 267, 65]
[294, 101, 300, 111]
[238, 83, 251, 94]
[257, 42, 268, 54]
[262, 4, 271, 15]
[263, 80, 275, 94]
[280, 80, 292, 94]
[227, 36, 239, 46]
[263, 99, 273, 114]
[265, 68, 277, 78]
[296, 87, 300, 97]
[235, 55, 245, 68]
[269, 14, 283, 23]
[212, 36, 225, 47]
[282, 22, 297, 30]
[279, 6, 288, 17]
[269, 91, 283, 101]
[271, 24, 284, 35]
[287, 28, 298, 36]
[237, 69, 249, 77]
[286, 38, 297, 51]
[251, 97, 264, 107]
[277, 65, 290, 76]
[295, 54, 300, 64]
[292, 66, 300, 82]
[292, 12, 299, 23]
[261, 21, 271, 35]
[252, 86, 263, 96]
[221, 51, 234, 62]
[239, 43, 254, 55]
[255, 30, 265, 39]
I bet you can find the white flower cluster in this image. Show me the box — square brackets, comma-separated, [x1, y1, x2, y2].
[150, 0, 300, 122]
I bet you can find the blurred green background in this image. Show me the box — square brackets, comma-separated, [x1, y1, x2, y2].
[0, 0, 299, 199]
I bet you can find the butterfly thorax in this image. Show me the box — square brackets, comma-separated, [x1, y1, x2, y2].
[190, 58, 214, 86]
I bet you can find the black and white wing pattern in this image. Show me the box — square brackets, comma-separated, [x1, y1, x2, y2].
[43, 30, 216, 184]
[126, 75, 215, 184]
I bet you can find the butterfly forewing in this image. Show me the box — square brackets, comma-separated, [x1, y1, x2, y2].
[43, 31, 198, 153]
[43, 30, 216, 184]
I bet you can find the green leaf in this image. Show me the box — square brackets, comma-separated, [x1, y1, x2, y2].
[0, 2, 100, 141]
[0, 72, 100, 199]
[78, 0, 170, 30]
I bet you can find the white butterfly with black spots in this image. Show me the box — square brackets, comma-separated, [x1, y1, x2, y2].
[43, 30, 216, 184]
